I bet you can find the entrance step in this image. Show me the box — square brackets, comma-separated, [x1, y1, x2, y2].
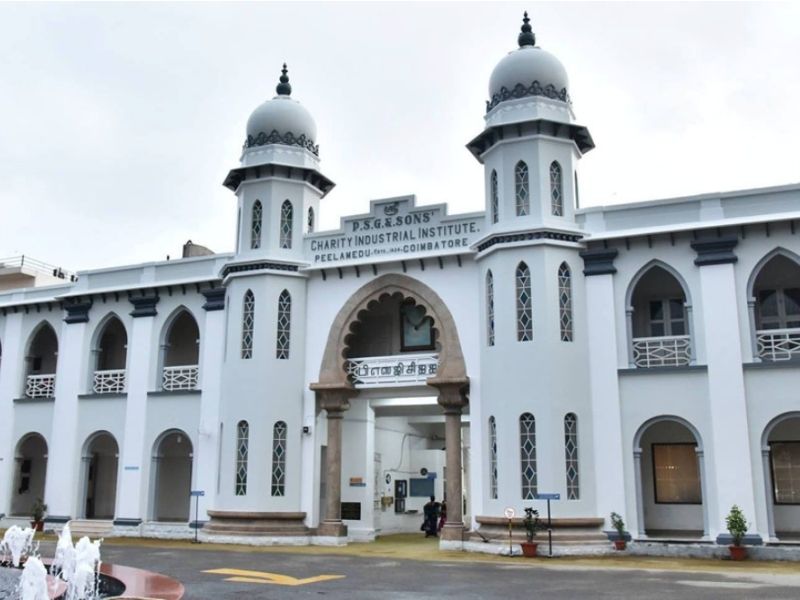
[473, 516, 608, 545]
[67, 519, 114, 539]
[204, 510, 309, 537]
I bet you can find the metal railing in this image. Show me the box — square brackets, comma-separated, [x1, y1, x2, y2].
[756, 328, 800, 361]
[346, 353, 438, 388]
[93, 369, 126, 394]
[631, 335, 691, 368]
[25, 374, 56, 398]
[0, 255, 75, 281]
[162, 365, 199, 391]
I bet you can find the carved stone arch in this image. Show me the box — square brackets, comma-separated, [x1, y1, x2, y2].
[633, 414, 704, 451]
[159, 305, 200, 348]
[25, 319, 59, 355]
[625, 259, 694, 311]
[746, 247, 800, 301]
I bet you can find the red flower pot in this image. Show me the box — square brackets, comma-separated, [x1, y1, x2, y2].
[614, 540, 627, 551]
[30, 521, 44, 532]
[521, 542, 538, 557]
[729, 545, 747, 561]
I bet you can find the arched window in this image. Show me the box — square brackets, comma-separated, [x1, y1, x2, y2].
[515, 161, 529, 216]
[92, 316, 128, 394]
[307, 207, 315, 233]
[519, 413, 537, 499]
[276, 290, 291, 359]
[516, 262, 532, 342]
[550, 161, 563, 216]
[271, 421, 287, 497]
[241, 290, 255, 359]
[558, 262, 573, 342]
[251, 200, 262, 249]
[564, 413, 579, 500]
[752, 253, 800, 361]
[160, 309, 200, 391]
[489, 416, 498, 499]
[280, 200, 293, 249]
[24, 322, 58, 398]
[486, 270, 495, 347]
[490, 170, 499, 224]
[235, 420, 249, 496]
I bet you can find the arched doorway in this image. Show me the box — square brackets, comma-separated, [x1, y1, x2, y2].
[762, 413, 800, 540]
[12, 434, 48, 516]
[151, 430, 193, 522]
[633, 417, 707, 539]
[80, 432, 119, 519]
[159, 310, 200, 391]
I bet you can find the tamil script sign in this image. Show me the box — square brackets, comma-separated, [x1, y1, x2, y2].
[306, 196, 484, 267]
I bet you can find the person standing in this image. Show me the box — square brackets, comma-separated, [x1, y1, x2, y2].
[422, 496, 440, 537]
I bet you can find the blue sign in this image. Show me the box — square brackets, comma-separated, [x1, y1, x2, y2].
[534, 493, 560, 500]
[190, 490, 205, 497]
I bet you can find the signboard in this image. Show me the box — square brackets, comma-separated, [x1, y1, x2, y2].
[534, 493, 560, 501]
[306, 196, 483, 267]
[190, 490, 206, 497]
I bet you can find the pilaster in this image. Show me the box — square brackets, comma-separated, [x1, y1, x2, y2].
[0, 313, 24, 515]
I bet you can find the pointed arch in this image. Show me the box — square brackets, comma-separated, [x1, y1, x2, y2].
[24, 321, 58, 398]
[158, 306, 200, 390]
[564, 412, 579, 499]
[90, 313, 128, 393]
[488, 415, 498, 499]
[280, 199, 294, 249]
[519, 412, 537, 499]
[486, 270, 495, 347]
[235, 420, 249, 496]
[550, 161, 563, 216]
[490, 170, 499, 224]
[251, 200, 263, 249]
[242, 289, 255, 359]
[625, 259, 693, 310]
[307, 206, 315, 233]
[747, 247, 800, 300]
[558, 262, 573, 342]
[514, 161, 529, 216]
[276, 289, 291, 359]
[271, 420, 288, 496]
[516, 261, 532, 342]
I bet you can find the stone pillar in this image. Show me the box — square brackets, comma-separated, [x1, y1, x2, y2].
[313, 386, 353, 538]
[0, 312, 25, 516]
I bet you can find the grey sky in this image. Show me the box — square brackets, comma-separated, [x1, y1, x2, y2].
[1, 2, 798, 271]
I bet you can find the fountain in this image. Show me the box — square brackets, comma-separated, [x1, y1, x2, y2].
[1, 527, 35, 568]
[17, 558, 48, 600]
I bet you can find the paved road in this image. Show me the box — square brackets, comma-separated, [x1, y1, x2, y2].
[90, 544, 800, 600]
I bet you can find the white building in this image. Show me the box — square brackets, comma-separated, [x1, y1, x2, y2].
[1, 15, 798, 550]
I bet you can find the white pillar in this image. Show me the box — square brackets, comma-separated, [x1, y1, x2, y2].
[691, 238, 760, 542]
[0, 312, 25, 516]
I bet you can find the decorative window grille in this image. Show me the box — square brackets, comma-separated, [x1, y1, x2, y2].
[515, 161, 529, 216]
[162, 365, 199, 391]
[564, 413, 580, 500]
[489, 416, 498, 499]
[93, 369, 126, 394]
[251, 200, 262, 249]
[558, 262, 573, 342]
[307, 207, 315, 233]
[486, 270, 495, 347]
[276, 290, 291, 359]
[490, 170, 499, 224]
[272, 421, 287, 496]
[519, 413, 537, 499]
[550, 161, 563, 216]
[235, 420, 249, 496]
[280, 200, 293, 249]
[516, 262, 532, 342]
[241, 290, 255, 359]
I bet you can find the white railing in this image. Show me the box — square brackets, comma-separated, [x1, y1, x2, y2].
[93, 369, 126, 394]
[757, 328, 800, 361]
[25, 374, 56, 398]
[631, 335, 691, 368]
[346, 353, 438, 388]
[162, 365, 199, 391]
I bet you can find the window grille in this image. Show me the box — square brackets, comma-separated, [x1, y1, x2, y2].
[515, 161, 529, 216]
[241, 290, 255, 359]
[489, 416, 498, 499]
[251, 200, 262, 249]
[516, 262, 532, 341]
[307, 207, 315, 233]
[550, 161, 563, 216]
[280, 200, 293, 249]
[558, 262, 573, 342]
[519, 413, 537, 499]
[272, 421, 287, 496]
[486, 270, 495, 346]
[276, 290, 291, 359]
[235, 420, 249, 496]
[490, 170, 499, 224]
[564, 413, 579, 500]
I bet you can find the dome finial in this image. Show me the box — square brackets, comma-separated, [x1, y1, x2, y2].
[518, 11, 536, 47]
[276, 63, 292, 96]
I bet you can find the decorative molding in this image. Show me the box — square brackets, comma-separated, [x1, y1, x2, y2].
[486, 81, 570, 113]
[222, 261, 299, 278]
[691, 236, 739, 266]
[245, 129, 319, 156]
[580, 247, 619, 276]
[128, 292, 160, 318]
[201, 287, 226, 311]
[477, 230, 582, 253]
[63, 297, 93, 324]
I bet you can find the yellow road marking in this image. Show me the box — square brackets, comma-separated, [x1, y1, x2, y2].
[204, 567, 345, 586]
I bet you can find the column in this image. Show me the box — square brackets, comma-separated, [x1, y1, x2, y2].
[313, 385, 353, 537]
[44, 297, 93, 523]
[114, 292, 159, 530]
[0, 312, 25, 516]
[580, 249, 629, 530]
[691, 237, 760, 542]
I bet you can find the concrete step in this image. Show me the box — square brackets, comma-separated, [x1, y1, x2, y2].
[67, 519, 113, 539]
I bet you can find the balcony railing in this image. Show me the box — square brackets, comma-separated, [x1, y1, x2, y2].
[756, 328, 800, 361]
[346, 353, 438, 388]
[631, 335, 691, 368]
[93, 369, 126, 394]
[25, 374, 56, 398]
[162, 365, 199, 391]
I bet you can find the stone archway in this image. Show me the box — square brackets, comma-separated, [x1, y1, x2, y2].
[311, 274, 469, 541]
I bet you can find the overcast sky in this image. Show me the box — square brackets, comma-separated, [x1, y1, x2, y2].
[1, 2, 799, 272]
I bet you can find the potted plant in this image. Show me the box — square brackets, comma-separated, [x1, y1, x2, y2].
[520, 507, 539, 557]
[31, 498, 47, 532]
[726, 505, 748, 561]
[610, 512, 627, 550]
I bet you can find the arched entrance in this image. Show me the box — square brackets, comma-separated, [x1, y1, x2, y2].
[80, 432, 119, 519]
[150, 430, 193, 522]
[633, 417, 708, 539]
[312, 274, 469, 541]
[748, 251, 800, 362]
[12, 434, 48, 516]
[762, 413, 800, 540]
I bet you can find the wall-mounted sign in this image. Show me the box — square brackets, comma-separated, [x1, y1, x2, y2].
[349, 477, 366, 487]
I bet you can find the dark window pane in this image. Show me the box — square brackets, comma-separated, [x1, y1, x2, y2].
[759, 290, 779, 317]
[653, 444, 702, 504]
[772, 442, 800, 504]
[784, 289, 800, 317]
[650, 323, 665, 337]
[649, 301, 664, 321]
